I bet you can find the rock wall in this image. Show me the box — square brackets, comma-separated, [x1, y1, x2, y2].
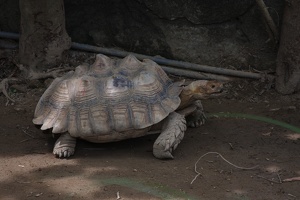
[0, 0, 284, 70]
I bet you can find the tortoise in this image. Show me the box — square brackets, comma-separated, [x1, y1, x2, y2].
[33, 54, 223, 159]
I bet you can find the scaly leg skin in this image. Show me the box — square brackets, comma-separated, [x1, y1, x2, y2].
[153, 112, 186, 159]
[186, 100, 207, 128]
[53, 133, 77, 158]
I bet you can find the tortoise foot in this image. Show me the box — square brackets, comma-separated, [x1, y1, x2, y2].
[187, 109, 206, 127]
[53, 133, 77, 158]
[186, 100, 206, 128]
[153, 112, 186, 159]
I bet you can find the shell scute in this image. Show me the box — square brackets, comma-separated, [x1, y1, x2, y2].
[89, 105, 110, 134]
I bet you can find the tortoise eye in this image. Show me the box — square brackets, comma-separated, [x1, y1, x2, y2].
[211, 85, 215, 88]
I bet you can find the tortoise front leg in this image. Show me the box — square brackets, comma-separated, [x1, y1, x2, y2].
[177, 100, 206, 128]
[186, 100, 206, 127]
[153, 112, 186, 159]
[53, 133, 77, 158]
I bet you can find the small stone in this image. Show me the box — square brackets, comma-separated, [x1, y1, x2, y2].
[14, 107, 26, 112]
[35, 193, 43, 197]
[287, 106, 296, 111]
[133, 169, 138, 172]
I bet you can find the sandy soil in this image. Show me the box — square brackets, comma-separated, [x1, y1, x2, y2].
[0, 52, 299, 200]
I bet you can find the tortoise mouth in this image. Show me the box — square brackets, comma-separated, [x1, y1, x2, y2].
[209, 89, 226, 98]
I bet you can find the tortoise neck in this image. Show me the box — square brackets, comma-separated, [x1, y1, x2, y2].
[178, 87, 194, 109]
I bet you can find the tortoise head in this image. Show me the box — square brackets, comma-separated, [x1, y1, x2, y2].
[185, 80, 224, 100]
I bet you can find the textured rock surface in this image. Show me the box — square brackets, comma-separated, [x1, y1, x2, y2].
[0, 0, 284, 70]
[140, 0, 254, 24]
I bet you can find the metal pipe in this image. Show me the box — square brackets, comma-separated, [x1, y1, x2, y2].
[71, 42, 261, 79]
[0, 31, 19, 40]
[161, 66, 233, 81]
[0, 31, 269, 80]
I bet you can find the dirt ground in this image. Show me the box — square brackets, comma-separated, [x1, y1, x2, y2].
[0, 52, 300, 200]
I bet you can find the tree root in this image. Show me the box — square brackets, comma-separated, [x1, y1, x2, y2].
[0, 78, 19, 102]
[0, 63, 73, 103]
[255, 0, 279, 43]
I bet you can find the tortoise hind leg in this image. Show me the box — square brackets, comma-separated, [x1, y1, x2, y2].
[153, 112, 186, 159]
[53, 133, 77, 158]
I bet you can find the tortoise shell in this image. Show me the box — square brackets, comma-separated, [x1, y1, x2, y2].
[33, 54, 182, 138]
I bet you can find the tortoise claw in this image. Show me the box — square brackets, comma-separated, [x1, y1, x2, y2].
[53, 147, 75, 158]
[186, 101, 207, 128]
[53, 134, 76, 158]
[153, 146, 174, 159]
